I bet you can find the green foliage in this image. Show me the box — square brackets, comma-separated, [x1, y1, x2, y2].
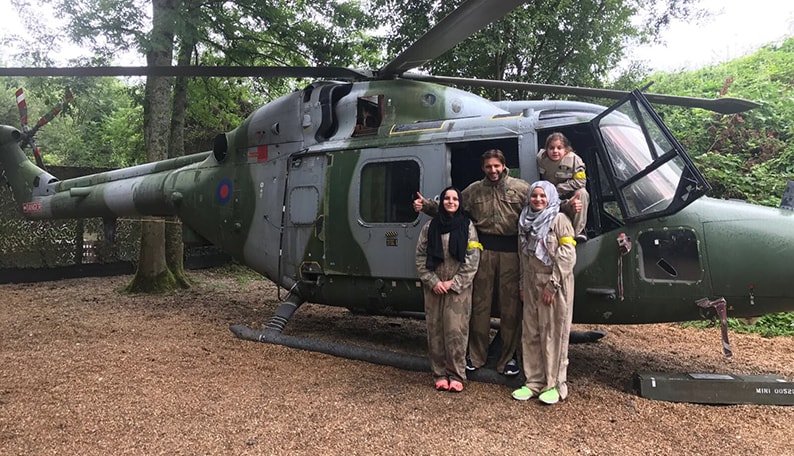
[0, 82, 22, 126]
[23, 0, 384, 154]
[643, 37, 794, 206]
[54, 0, 148, 57]
[2, 76, 146, 168]
[376, 0, 701, 99]
[682, 313, 794, 338]
[180, 54, 268, 153]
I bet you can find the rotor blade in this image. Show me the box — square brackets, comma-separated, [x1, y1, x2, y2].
[379, 0, 529, 78]
[0, 66, 375, 80]
[16, 88, 29, 128]
[403, 74, 760, 114]
[15, 88, 36, 154]
[29, 138, 45, 169]
[27, 88, 74, 137]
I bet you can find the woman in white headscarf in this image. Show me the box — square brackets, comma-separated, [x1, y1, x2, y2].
[511, 180, 577, 405]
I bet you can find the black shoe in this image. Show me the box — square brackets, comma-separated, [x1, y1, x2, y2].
[465, 357, 477, 371]
[575, 233, 588, 243]
[504, 358, 520, 376]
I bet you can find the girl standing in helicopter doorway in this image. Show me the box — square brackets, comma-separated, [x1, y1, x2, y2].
[415, 187, 482, 392]
[512, 181, 577, 404]
[537, 132, 589, 242]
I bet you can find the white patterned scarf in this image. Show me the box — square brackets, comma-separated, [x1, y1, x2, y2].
[518, 181, 561, 265]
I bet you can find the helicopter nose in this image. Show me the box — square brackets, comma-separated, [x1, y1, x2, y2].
[703, 201, 794, 316]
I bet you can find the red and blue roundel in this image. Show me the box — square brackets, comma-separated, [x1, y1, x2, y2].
[216, 179, 233, 205]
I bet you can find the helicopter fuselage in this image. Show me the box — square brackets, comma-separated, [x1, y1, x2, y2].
[2, 79, 792, 324]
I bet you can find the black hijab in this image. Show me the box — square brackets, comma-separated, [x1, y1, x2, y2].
[426, 187, 470, 270]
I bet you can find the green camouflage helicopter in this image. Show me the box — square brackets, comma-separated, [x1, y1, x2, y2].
[2, 0, 792, 371]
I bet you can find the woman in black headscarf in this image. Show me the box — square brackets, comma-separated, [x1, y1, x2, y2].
[415, 187, 481, 392]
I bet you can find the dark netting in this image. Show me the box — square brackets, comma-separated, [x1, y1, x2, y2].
[1, 166, 226, 273]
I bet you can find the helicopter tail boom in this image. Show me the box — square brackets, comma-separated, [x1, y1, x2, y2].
[1, 124, 210, 221]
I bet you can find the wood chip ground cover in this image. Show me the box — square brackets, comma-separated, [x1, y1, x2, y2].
[1, 270, 793, 455]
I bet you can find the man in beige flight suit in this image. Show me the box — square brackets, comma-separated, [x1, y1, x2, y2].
[415, 149, 528, 375]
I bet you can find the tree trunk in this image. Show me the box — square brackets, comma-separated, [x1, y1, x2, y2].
[127, 0, 178, 293]
[127, 218, 176, 292]
[164, 34, 196, 289]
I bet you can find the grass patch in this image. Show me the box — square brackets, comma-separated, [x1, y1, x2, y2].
[681, 312, 794, 337]
[209, 261, 266, 286]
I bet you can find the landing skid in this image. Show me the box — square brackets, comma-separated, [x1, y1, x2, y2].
[229, 294, 606, 386]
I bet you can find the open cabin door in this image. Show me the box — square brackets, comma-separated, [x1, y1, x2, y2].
[589, 90, 711, 223]
[573, 90, 713, 322]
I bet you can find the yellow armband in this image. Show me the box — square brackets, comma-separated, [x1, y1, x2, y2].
[574, 171, 586, 180]
[558, 236, 577, 246]
[467, 241, 484, 250]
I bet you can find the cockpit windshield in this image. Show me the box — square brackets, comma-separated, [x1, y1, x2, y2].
[600, 124, 685, 218]
[591, 91, 710, 222]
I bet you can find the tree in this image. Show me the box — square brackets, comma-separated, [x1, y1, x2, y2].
[377, 0, 702, 100]
[126, 0, 179, 292]
[29, 0, 382, 292]
[164, 2, 201, 289]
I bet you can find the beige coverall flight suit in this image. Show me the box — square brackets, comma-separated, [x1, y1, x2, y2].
[519, 213, 577, 399]
[415, 222, 481, 383]
[537, 149, 589, 236]
[423, 170, 529, 373]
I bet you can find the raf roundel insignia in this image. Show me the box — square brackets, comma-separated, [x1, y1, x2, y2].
[217, 178, 233, 205]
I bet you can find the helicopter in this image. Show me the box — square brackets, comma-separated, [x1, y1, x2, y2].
[1, 0, 793, 373]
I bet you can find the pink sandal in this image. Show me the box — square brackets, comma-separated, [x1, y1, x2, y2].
[435, 379, 449, 391]
[448, 380, 464, 392]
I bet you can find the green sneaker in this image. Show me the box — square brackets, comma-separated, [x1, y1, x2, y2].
[511, 386, 534, 401]
[538, 388, 560, 405]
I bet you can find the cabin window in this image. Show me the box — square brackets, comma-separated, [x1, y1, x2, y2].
[637, 228, 702, 283]
[595, 154, 624, 223]
[353, 95, 383, 136]
[359, 160, 420, 223]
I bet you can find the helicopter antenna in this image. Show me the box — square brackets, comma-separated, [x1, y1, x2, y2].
[15, 87, 74, 168]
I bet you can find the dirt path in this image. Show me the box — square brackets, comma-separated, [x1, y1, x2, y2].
[1, 270, 793, 455]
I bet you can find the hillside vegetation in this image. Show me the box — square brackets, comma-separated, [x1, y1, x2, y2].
[639, 38, 794, 336]
[645, 37, 794, 206]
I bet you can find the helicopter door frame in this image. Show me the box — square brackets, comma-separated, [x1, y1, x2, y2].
[324, 146, 436, 279]
[281, 151, 327, 282]
[589, 90, 711, 223]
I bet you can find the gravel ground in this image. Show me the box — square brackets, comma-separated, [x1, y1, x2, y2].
[1, 268, 793, 456]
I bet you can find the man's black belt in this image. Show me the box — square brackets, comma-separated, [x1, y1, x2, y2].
[477, 232, 518, 252]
